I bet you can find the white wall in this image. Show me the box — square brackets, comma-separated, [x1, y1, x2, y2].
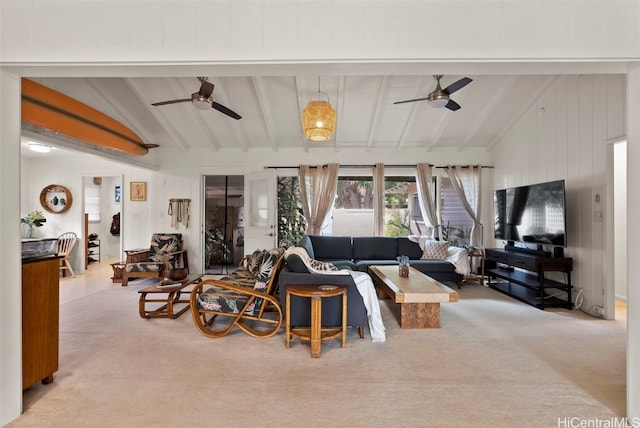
[491, 75, 625, 317]
[614, 142, 627, 302]
[3, 0, 640, 424]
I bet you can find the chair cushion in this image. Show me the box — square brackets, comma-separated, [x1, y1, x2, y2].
[150, 233, 182, 257]
[198, 287, 252, 314]
[125, 262, 163, 273]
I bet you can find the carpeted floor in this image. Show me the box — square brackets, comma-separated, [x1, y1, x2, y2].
[9, 260, 627, 428]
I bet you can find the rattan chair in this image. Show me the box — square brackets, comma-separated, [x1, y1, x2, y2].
[190, 248, 285, 338]
[58, 232, 78, 277]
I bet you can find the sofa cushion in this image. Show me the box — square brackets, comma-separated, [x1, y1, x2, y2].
[296, 235, 315, 259]
[286, 253, 310, 273]
[308, 235, 353, 261]
[397, 237, 424, 260]
[352, 237, 398, 260]
[421, 240, 449, 260]
[354, 259, 398, 272]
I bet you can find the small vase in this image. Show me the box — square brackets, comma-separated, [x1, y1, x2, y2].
[399, 264, 409, 278]
[23, 224, 34, 238]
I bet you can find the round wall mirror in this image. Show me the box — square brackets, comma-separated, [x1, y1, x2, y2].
[40, 184, 73, 214]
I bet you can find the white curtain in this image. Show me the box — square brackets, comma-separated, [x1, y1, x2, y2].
[298, 163, 340, 235]
[445, 165, 483, 247]
[372, 163, 385, 236]
[415, 163, 439, 239]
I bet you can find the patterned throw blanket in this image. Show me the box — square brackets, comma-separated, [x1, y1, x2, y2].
[284, 247, 386, 342]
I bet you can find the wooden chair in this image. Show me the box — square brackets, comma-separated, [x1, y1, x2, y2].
[58, 232, 78, 277]
[122, 233, 188, 286]
[190, 249, 285, 338]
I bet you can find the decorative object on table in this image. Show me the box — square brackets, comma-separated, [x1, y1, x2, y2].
[130, 181, 147, 201]
[21, 209, 47, 238]
[397, 255, 410, 278]
[39, 184, 73, 214]
[168, 198, 191, 229]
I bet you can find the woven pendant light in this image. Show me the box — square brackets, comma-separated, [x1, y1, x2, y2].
[302, 78, 336, 142]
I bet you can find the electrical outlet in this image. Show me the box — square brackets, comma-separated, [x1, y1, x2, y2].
[593, 306, 604, 316]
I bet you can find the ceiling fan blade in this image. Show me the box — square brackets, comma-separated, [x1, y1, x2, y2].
[444, 99, 461, 111]
[443, 77, 472, 95]
[211, 101, 242, 120]
[199, 81, 214, 98]
[151, 98, 192, 106]
[393, 97, 429, 105]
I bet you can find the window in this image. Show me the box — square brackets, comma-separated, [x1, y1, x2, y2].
[439, 176, 473, 246]
[331, 176, 419, 237]
[85, 182, 101, 222]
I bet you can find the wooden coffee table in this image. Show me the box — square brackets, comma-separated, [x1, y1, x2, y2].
[368, 266, 458, 328]
[138, 274, 203, 319]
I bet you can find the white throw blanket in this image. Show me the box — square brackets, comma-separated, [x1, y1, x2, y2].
[284, 247, 386, 342]
[408, 235, 471, 276]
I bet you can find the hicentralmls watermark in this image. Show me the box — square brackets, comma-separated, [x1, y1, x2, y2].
[557, 417, 640, 428]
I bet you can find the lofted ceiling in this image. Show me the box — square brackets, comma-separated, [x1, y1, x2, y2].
[21, 73, 560, 159]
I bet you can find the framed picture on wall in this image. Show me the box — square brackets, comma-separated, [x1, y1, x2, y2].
[115, 186, 121, 202]
[130, 181, 147, 201]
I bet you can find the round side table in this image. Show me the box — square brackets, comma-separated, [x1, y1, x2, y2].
[285, 284, 348, 358]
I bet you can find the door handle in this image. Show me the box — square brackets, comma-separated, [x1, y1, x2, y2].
[266, 232, 274, 237]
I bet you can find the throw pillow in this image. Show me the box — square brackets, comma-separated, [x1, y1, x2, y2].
[421, 240, 449, 260]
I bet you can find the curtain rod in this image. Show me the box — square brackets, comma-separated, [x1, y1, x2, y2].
[265, 164, 493, 169]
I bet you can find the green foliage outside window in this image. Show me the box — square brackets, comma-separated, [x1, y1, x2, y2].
[277, 177, 307, 247]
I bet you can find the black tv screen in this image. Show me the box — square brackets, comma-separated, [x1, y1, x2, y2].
[494, 179, 567, 247]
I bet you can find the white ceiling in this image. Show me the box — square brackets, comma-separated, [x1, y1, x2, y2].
[18, 58, 634, 163]
[20, 73, 561, 159]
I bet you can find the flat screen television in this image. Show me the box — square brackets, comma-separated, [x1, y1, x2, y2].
[493, 179, 567, 247]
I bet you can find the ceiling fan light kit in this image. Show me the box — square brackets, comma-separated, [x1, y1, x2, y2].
[151, 77, 242, 120]
[394, 75, 473, 112]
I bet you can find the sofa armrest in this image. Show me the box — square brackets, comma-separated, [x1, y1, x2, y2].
[278, 269, 368, 329]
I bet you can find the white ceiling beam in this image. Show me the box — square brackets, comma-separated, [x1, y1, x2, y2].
[365, 76, 388, 152]
[458, 76, 518, 151]
[487, 75, 559, 150]
[123, 78, 191, 151]
[251, 76, 278, 152]
[333, 76, 345, 152]
[84, 78, 154, 147]
[294, 76, 310, 153]
[211, 81, 250, 152]
[396, 76, 430, 152]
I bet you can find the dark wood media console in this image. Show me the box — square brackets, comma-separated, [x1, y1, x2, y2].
[485, 246, 573, 310]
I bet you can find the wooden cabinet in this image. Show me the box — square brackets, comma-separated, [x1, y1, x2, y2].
[22, 256, 60, 389]
[485, 247, 573, 310]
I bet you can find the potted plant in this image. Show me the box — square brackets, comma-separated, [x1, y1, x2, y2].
[21, 210, 46, 238]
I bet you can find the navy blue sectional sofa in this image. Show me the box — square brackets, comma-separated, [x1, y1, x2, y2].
[278, 235, 463, 334]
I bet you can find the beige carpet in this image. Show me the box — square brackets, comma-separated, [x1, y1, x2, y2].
[9, 262, 626, 428]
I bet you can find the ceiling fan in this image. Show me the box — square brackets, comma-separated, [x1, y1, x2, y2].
[151, 77, 242, 120]
[394, 75, 473, 111]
